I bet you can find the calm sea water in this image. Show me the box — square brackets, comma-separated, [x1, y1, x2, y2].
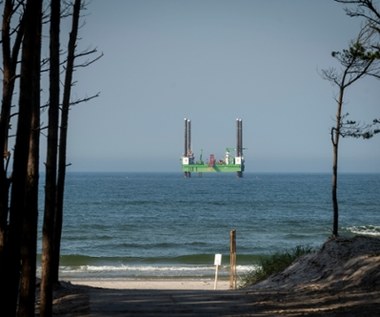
[37, 172, 380, 280]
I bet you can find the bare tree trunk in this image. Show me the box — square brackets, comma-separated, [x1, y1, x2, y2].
[18, 74, 41, 317]
[0, 2, 14, 253]
[331, 86, 344, 238]
[5, 0, 42, 315]
[332, 134, 339, 237]
[40, 0, 61, 315]
[18, 0, 42, 315]
[52, 0, 81, 284]
[0, 0, 24, 264]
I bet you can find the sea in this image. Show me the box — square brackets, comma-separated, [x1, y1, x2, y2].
[37, 172, 380, 281]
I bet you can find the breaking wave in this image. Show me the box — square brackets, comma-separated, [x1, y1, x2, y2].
[344, 225, 380, 237]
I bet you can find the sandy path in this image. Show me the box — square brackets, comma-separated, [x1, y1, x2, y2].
[87, 288, 249, 317]
[44, 280, 380, 316]
[79, 286, 379, 317]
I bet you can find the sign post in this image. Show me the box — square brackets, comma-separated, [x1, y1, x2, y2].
[230, 229, 237, 289]
[214, 253, 222, 290]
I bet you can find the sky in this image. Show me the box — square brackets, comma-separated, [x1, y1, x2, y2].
[61, 0, 379, 173]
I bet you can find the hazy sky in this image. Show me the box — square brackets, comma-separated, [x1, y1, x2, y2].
[64, 0, 379, 173]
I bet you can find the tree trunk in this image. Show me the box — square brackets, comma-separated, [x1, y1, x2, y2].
[331, 86, 344, 237]
[0, 0, 13, 254]
[332, 135, 339, 237]
[5, 0, 42, 315]
[18, 83, 41, 317]
[40, 0, 60, 315]
[0, 0, 24, 266]
[52, 0, 81, 284]
[18, 0, 42, 315]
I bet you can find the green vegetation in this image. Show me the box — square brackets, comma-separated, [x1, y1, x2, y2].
[239, 245, 314, 288]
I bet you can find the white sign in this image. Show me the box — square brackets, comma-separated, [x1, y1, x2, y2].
[214, 254, 222, 266]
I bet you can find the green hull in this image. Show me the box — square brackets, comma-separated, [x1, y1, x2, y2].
[182, 164, 244, 173]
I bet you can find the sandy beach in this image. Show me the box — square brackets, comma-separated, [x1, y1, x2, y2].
[70, 278, 231, 290]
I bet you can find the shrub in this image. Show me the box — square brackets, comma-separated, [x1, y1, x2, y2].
[239, 245, 314, 288]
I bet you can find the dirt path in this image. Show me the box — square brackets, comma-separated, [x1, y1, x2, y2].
[82, 286, 379, 316]
[88, 288, 248, 316]
[43, 280, 380, 316]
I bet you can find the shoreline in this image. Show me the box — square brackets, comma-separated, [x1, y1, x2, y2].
[69, 277, 231, 290]
[42, 236, 380, 316]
